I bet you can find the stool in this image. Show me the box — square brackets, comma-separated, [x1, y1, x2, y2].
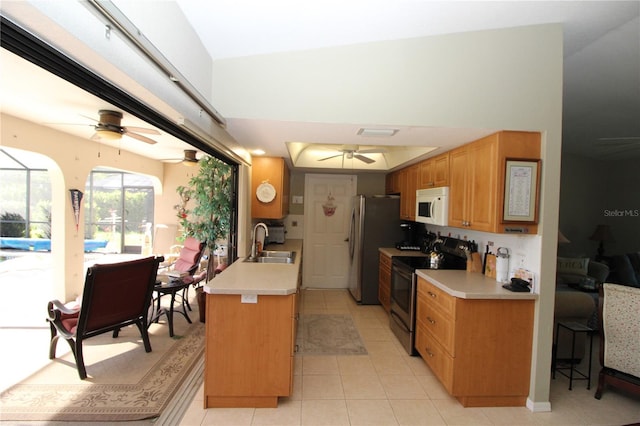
[552, 321, 594, 390]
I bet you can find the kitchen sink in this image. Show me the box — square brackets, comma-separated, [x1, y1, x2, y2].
[244, 250, 296, 264]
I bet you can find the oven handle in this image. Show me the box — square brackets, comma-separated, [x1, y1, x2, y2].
[390, 309, 411, 333]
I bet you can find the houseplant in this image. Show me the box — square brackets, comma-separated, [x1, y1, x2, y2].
[175, 155, 231, 264]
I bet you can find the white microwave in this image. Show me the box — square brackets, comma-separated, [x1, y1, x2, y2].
[415, 187, 449, 226]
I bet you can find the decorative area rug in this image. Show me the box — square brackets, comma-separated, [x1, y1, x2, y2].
[0, 321, 205, 422]
[298, 314, 368, 355]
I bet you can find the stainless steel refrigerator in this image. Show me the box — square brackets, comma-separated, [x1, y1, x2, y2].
[347, 195, 403, 304]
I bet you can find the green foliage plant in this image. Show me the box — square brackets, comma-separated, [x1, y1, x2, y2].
[175, 156, 231, 251]
[0, 212, 26, 237]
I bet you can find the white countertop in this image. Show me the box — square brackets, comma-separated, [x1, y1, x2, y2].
[416, 269, 537, 300]
[203, 239, 302, 296]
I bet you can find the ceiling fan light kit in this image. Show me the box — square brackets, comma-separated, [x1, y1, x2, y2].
[88, 109, 160, 144]
[94, 127, 122, 140]
[182, 149, 199, 166]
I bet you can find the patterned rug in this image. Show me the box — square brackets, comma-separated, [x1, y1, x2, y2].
[298, 314, 368, 355]
[0, 321, 205, 422]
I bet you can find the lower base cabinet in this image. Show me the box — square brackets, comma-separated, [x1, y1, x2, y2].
[204, 293, 297, 408]
[378, 253, 392, 312]
[415, 277, 534, 407]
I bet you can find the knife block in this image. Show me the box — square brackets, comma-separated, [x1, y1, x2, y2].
[484, 254, 497, 278]
[467, 252, 483, 273]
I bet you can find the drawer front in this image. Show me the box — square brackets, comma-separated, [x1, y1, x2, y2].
[415, 324, 453, 392]
[416, 291, 455, 356]
[417, 277, 455, 315]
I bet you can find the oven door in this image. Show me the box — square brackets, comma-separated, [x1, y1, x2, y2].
[389, 259, 417, 355]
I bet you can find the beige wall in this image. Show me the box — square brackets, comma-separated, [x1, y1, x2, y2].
[0, 113, 187, 300]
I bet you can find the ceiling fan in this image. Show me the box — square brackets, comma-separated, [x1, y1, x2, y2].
[68, 109, 161, 144]
[163, 149, 200, 166]
[318, 145, 387, 164]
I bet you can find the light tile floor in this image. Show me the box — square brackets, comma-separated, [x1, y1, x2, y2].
[180, 289, 640, 426]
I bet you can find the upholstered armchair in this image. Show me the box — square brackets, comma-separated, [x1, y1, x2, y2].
[594, 283, 640, 399]
[158, 237, 206, 311]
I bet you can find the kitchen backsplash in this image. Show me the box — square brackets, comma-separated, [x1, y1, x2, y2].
[431, 226, 542, 289]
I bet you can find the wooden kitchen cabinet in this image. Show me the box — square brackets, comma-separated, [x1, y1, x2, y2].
[204, 292, 297, 408]
[385, 171, 400, 194]
[378, 252, 392, 313]
[448, 131, 540, 233]
[419, 153, 449, 188]
[415, 276, 534, 407]
[399, 164, 419, 221]
[251, 156, 290, 219]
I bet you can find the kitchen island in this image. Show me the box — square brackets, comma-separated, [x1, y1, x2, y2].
[202, 239, 302, 408]
[414, 269, 536, 407]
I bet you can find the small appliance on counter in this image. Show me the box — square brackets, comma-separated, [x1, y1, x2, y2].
[265, 223, 286, 244]
[395, 221, 425, 251]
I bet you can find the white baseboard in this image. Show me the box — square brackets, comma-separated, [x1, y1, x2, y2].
[526, 398, 552, 412]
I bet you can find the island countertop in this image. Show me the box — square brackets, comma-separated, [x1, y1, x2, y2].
[416, 269, 538, 300]
[203, 239, 302, 296]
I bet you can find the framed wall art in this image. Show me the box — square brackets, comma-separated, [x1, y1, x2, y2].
[503, 159, 540, 223]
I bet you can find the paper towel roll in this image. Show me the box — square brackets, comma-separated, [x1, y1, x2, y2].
[496, 256, 509, 283]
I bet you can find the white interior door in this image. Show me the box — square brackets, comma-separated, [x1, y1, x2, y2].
[303, 174, 357, 288]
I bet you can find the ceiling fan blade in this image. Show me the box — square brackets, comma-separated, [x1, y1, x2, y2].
[123, 126, 161, 135]
[354, 154, 375, 164]
[318, 154, 342, 161]
[356, 148, 388, 154]
[124, 131, 157, 145]
[79, 114, 98, 122]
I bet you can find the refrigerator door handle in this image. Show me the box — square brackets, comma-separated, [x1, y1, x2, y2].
[348, 206, 356, 260]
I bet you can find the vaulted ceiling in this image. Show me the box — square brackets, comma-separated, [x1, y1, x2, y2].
[1, 1, 638, 170]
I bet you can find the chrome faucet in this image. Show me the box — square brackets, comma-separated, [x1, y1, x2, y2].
[250, 222, 269, 260]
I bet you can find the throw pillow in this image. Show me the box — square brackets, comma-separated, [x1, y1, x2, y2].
[557, 257, 589, 276]
[577, 275, 598, 292]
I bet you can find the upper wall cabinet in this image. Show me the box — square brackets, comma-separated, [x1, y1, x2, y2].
[418, 153, 449, 189]
[400, 164, 419, 221]
[448, 131, 540, 233]
[251, 156, 290, 219]
[385, 171, 401, 194]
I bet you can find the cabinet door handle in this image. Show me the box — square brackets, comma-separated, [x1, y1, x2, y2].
[425, 347, 434, 357]
[294, 344, 299, 353]
[426, 316, 436, 324]
[427, 291, 436, 298]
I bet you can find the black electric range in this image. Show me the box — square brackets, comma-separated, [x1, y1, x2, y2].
[389, 236, 469, 355]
